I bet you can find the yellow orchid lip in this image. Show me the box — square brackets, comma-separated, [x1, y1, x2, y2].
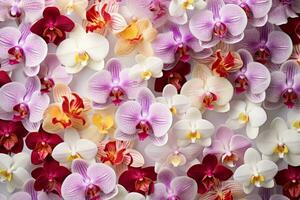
[170, 106, 177, 115]
[238, 112, 249, 123]
[250, 174, 265, 187]
[292, 120, 300, 130]
[141, 71, 152, 80]
[273, 144, 289, 158]
[75, 52, 90, 66]
[181, 0, 195, 9]
[187, 131, 201, 143]
[92, 113, 114, 134]
[67, 153, 81, 162]
[0, 169, 12, 182]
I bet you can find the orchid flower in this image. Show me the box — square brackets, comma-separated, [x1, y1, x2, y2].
[172, 107, 215, 147]
[56, 0, 88, 19]
[111, 185, 145, 200]
[115, 87, 172, 146]
[25, 130, 63, 165]
[204, 126, 251, 167]
[51, 128, 98, 167]
[61, 159, 117, 200]
[187, 154, 233, 194]
[88, 58, 145, 108]
[0, 77, 50, 132]
[156, 84, 190, 119]
[226, 100, 267, 139]
[0, 71, 11, 87]
[38, 54, 73, 93]
[0, 153, 30, 192]
[30, 7, 75, 45]
[42, 84, 90, 133]
[224, 0, 272, 27]
[31, 160, 70, 196]
[231, 49, 271, 103]
[275, 165, 300, 200]
[56, 24, 109, 73]
[265, 60, 300, 109]
[181, 68, 233, 112]
[268, 0, 300, 25]
[169, 0, 206, 21]
[238, 23, 293, 65]
[0, 0, 44, 22]
[233, 148, 278, 194]
[129, 54, 163, 81]
[152, 24, 212, 64]
[149, 168, 198, 200]
[118, 166, 157, 195]
[97, 140, 144, 175]
[0, 120, 28, 154]
[114, 18, 157, 56]
[0, 24, 48, 76]
[280, 18, 300, 45]
[256, 117, 300, 166]
[189, 0, 247, 48]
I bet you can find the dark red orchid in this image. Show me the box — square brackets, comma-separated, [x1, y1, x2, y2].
[280, 17, 300, 45]
[119, 166, 157, 196]
[32, 160, 71, 196]
[25, 130, 63, 165]
[187, 154, 233, 194]
[30, 7, 75, 45]
[0, 71, 11, 87]
[154, 61, 191, 93]
[0, 120, 27, 154]
[275, 165, 300, 200]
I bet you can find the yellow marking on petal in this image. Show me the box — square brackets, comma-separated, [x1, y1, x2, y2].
[182, 0, 195, 9]
[187, 131, 201, 143]
[92, 113, 114, 134]
[66, 2, 74, 14]
[250, 174, 265, 187]
[169, 154, 183, 167]
[170, 106, 177, 115]
[75, 52, 89, 66]
[119, 22, 140, 40]
[238, 112, 249, 123]
[66, 153, 81, 162]
[292, 120, 300, 130]
[0, 170, 12, 182]
[141, 70, 152, 80]
[273, 144, 289, 158]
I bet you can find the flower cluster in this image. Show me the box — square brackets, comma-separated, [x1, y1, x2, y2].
[0, 0, 299, 199]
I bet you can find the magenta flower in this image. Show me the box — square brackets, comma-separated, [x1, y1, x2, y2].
[231, 49, 271, 103]
[0, 77, 50, 132]
[88, 58, 145, 109]
[189, 0, 247, 48]
[115, 87, 172, 146]
[268, 0, 300, 25]
[0, 24, 48, 76]
[152, 24, 212, 64]
[203, 126, 251, 167]
[149, 168, 197, 200]
[61, 159, 117, 200]
[0, 71, 11, 87]
[265, 60, 300, 109]
[238, 23, 293, 65]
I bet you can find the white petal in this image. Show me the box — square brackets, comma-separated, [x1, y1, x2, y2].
[75, 139, 98, 160]
[206, 76, 233, 105]
[246, 125, 259, 139]
[64, 128, 80, 146]
[185, 107, 202, 120]
[12, 168, 30, 189]
[244, 148, 261, 164]
[285, 153, 300, 166]
[52, 143, 72, 163]
[256, 129, 278, 155]
[88, 59, 105, 71]
[81, 33, 109, 61]
[234, 164, 253, 184]
[256, 160, 278, 180]
[56, 38, 78, 68]
[227, 100, 247, 119]
[162, 84, 178, 98]
[12, 153, 30, 170]
[169, 0, 185, 17]
[247, 104, 267, 127]
[0, 154, 12, 169]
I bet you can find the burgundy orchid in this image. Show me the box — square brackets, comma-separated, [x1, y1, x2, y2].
[31, 159, 71, 196]
[118, 166, 157, 196]
[275, 165, 300, 200]
[187, 154, 233, 194]
[25, 130, 63, 165]
[154, 61, 191, 92]
[0, 120, 27, 154]
[0, 71, 11, 87]
[280, 17, 300, 45]
[30, 7, 75, 45]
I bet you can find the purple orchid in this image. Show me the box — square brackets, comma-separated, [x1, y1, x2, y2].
[189, 0, 247, 48]
[268, 0, 300, 25]
[0, 77, 50, 132]
[265, 60, 300, 109]
[149, 168, 197, 200]
[38, 54, 73, 93]
[231, 49, 271, 103]
[0, 23, 48, 76]
[152, 24, 212, 64]
[88, 58, 145, 109]
[115, 87, 172, 146]
[238, 23, 293, 65]
[203, 126, 251, 167]
[224, 0, 272, 27]
[61, 159, 117, 200]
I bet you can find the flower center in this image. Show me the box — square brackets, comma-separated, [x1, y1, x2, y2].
[254, 47, 271, 64]
[42, 26, 64, 43]
[186, 131, 201, 143]
[202, 92, 218, 110]
[35, 142, 52, 161]
[170, 106, 177, 115]
[214, 22, 227, 38]
[9, 6, 22, 18]
[66, 153, 81, 162]
[0, 170, 12, 182]
[222, 152, 238, 167]
[109, 87, 126, 106]
[177, 45, 190, 62]
[250, 174, 265, 187]
[238, 112, 249, 123]
[282, 88, 298, 109]
[168, 153, 184, 167]
[181, 0, 195, 9]
[168, 72, 184, 91]
[119, 22, 143, 43]
[211, 51, 236, 77]
[40, 77, 55, 93]
[13, 103, 29, 121]
[202, 175, 220, 191]
[136, 120, 152, 141]
[0, 133, 18, 151]
[141, 70, 153, 80]
[135, 177, 153, 195]
[8, 46, 24, 65]
[292, 120, 300, 131]
[85, 184, 102, 200]
[234, 75, 249, 93]
[75, 52, 90, 66]
[240, 3, 253, 19]
[273, 144, 289, 158]
[149, 0, 167, 19]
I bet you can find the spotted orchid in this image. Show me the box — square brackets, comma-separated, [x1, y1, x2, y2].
[169, 0, 206, 21]
[189, 0, 248, 48]
[0, 24, 48, 76]
[0, 77, 50, 132]
[268, 0, 300, 25]
[56, 24, 109, 73]
[233, 148, 278, 194]
[226, 100, 267, 139]
[115, 87, 172, 146]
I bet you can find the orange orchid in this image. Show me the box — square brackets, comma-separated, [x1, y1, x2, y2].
[42, 84, 90, 133]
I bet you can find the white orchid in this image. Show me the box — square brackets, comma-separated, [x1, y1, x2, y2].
[156, 84, 190, 119]
[52, 128, 98, 167]
[233, 148, 278, 194]
[256, 117, 300, 166]
[56, 0, 88, 19]
[287, 108, 300, 132]
[111, 185, 145, 200]
[56, 24, 109, 74]
[129, 54, 163, 81]
[172, 107, 215, 147]
[226, 100, 267, 139]
[169, 0, 206, 20]
[0, 153, 30, 192]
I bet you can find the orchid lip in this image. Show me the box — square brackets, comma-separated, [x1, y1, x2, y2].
[13, 103, 29, 121]
[234, 75, 249, 94]
[8, 46, 24, 65]
[109, 87, 126, 106]
[240, 3, 253, 19]
[254, 47, 271, 64]
[136, 120, 153, 141]
[85, 184, 102, 200]
[282, 88, 298, 109]
[213, 22, 227, 38]
[9, 6, 22, 18]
